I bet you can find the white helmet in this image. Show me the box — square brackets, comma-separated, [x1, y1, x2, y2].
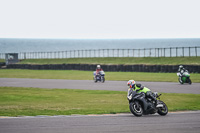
[127, 80, 136, 88]
[179, 65, 183, 69]
[97, 65, 101, 69]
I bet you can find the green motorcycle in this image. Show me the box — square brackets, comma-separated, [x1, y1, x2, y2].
[177, 70, 192, 84]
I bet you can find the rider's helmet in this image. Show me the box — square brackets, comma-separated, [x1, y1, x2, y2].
[97, 65, 101, 69]
[179, 65, 183, 69]
[127, 80, 136, 88]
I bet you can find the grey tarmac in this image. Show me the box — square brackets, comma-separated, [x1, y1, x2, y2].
[0, 111, 200, 133]
[1, 78, 200, 133]
[0, 78, 199, 94]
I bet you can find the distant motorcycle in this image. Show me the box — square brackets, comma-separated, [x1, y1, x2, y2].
[177, 70, 192, 84]
[93, 71, 105, 83]
[127, 88, 168, 117]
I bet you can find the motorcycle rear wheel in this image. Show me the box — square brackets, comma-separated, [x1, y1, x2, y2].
[129, 102, 143, 117]
[157, 100, 168, 116]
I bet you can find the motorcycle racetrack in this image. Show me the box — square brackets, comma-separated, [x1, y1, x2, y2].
[0, 78, 200, 133]
[1, 111, 200, 133]
[0, 78, 199, 94]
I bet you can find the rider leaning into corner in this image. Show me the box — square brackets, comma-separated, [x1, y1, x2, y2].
[127, 80, 162, 107]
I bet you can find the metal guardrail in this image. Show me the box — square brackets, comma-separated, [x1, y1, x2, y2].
[0, 46, 199, 59]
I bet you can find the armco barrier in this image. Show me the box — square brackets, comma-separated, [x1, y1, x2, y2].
[6, 64, 200, 73]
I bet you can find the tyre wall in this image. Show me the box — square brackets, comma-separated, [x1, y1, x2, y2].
[6, 64, 200, 73]
[0, 62, 5, 68]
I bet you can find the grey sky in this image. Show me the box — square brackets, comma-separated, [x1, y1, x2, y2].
[0, 0, 200, 39]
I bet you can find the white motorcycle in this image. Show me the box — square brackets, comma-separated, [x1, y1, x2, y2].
[93, 71, 105, 83]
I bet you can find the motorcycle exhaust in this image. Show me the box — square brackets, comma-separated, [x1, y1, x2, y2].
[156, 104, 164, 108]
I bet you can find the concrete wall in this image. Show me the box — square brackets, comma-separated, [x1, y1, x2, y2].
[6, 64, 200, 73]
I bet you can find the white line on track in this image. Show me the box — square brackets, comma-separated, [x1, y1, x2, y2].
[1, 110, 200, 119]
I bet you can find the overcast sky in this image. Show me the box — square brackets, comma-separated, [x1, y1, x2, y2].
[0, 0, 200, 39]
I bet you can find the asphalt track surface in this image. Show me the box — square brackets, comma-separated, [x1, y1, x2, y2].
[1, 78, 200, 133]
[0, 78, 199, 94]
[0, 111, 200, 133]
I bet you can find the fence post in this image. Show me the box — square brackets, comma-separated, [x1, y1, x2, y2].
[182, 47, 184, 57]
[144, 48, 145, 57]
[164, 48, 165, 57]
[118, 49, 119, 57]
[170, 48, 172, 57]
[176, 47, 178, 57]
[148, 49, 150, 57]
[158, 48, 159, 57]
[106, 49, 108, 57]
[195, 47, 197, 57]
[24, 53, 26, 59]
[128, 49, 129, 57]
[138, 49, 140, 57]
[74, 50, 76, 58]
[189, 47, 190, 57]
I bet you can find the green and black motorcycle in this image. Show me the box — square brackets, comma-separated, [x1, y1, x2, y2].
[127, 88, 168, 117]
[177, 70, 192, 84]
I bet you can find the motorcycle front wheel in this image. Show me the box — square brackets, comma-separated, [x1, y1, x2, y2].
[157, 100, 168, 116]
[129, 101, 143, 117]
[178, 77, 183, 84]
[188, 78, 192, 85]
[93, 77, 97, 83]
[101, 77, 105, 83]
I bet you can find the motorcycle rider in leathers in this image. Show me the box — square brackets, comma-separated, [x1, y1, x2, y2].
[127, 80, 159, 106]
[95, 65, 103, 78]
[178, 65, 187, 83]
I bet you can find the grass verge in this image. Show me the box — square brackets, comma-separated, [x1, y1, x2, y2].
[0, 87, 200, 116]
[0, 69, 200, 82]
[18, 57, 200, 65]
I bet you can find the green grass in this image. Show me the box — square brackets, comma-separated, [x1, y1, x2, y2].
[0, 59, 5, 62]
[18, 57, 200, 65]
[0, 87, 200, 116]
[0, 69, 200, 82]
